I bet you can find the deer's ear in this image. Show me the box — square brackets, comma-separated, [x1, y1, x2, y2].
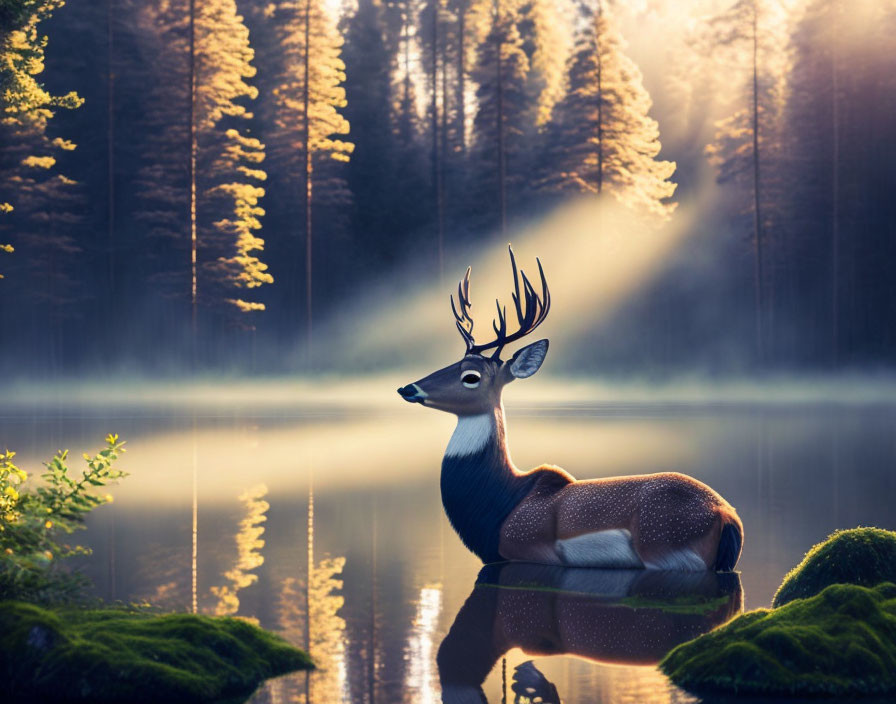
[508, 339, 549, 379]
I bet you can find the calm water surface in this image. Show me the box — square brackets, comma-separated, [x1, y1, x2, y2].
[5, 386, 896, 703]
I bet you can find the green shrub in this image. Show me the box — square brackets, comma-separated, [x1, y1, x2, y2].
[773, 527, 896, 607]
[0, 435, 126, 602]
[0, 601, 313, 703]
[660, 582, 896, 697]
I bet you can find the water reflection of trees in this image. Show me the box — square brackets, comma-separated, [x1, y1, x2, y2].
[136, 484, 270, 615]
[211, 484, 269, 616]
[264, 557, 348, 704]
[255, 481, 349, 704]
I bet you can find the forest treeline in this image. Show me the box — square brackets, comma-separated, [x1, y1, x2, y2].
[0, 0, 894, 375]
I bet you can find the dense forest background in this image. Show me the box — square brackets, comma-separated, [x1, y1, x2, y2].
[1, 0, 894, 377]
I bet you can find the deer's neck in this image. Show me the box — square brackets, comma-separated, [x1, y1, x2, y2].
[440, 406, 536, 563]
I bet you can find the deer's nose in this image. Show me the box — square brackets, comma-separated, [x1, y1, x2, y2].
[397, 384, 425, 403]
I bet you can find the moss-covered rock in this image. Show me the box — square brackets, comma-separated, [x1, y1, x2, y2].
[773, 527, 896, 607]
[0, 601, 313, 703]
[660, 582, 896, 697]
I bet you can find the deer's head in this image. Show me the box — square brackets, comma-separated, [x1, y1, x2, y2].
[398, 246, 551, 416]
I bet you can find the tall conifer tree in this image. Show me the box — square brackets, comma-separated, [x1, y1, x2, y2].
[0, 0, 83, 364]
[704, 0, 789, 360]
[133, 0, 270, 334]
[541, 0, 676, 218]
[470, 0, 532, 235]
[256, 0, 353, 360]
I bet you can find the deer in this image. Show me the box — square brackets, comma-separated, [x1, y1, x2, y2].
[397, 247, 743, 571]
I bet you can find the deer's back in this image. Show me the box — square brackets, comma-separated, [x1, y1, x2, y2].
[499, 470, 738, 565]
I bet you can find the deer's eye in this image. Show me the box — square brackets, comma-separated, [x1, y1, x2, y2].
[461, 371, 481, 388]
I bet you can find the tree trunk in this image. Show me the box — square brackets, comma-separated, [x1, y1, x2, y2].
[495, 2, 506, 236]
[401, 5, 412, 145]
[831, 4, 840, 366]
[189, 0, 198, 342]
[751, 4, 764, 364]
[456, 2, 466, 153]
[304, 0, 313, 366]
[431, 0, 444, 277]
[188, 0, 198, 616]
[595, 0, 603, 194]
[107, 0, 116, 321]
[439, 6, 448, 280]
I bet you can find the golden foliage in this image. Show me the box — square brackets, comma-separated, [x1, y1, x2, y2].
[136, 0, 272, 318]
[265, 0, 354, 164]
[20, 155, 55, 169]
[1, 0, 82, 290]
[228, 298, 266, 312]
[542, 2, 677, 218]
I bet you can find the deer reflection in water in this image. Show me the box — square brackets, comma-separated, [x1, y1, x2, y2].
[438, 563, 743, 703]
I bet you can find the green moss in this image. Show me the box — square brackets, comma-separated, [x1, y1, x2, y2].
[774, 527, 896, 607]
[0, 601, 313, 703]
[660, 582, 896, 697]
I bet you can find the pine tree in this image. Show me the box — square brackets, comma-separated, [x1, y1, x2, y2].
[541, 0, 676, 218]
[419, 0, 459, 273]
[517, 0, 572, 126]
[0, 0, 83, 364]
[387, 0, 421, 149]
[447, 0, 492, 153]
[130, 0, 191, 320]
[342, 0, 425, 266]
[703, 0, 789, 361]
[194, 0, 271, 325]
[132, 0, 271, 335]
[783, 0, 896, 363]
[386, 0, 432, 254]
[470, 0, 532, 235]
[256, 0, 353, 360]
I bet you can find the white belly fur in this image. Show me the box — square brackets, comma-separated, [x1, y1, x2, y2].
[555, 530, 708, 571]
[555, 529, 644, 568]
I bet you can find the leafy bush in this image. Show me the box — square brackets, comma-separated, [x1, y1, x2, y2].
[773, 527, 896, 607]
[0, 435, 126, 602]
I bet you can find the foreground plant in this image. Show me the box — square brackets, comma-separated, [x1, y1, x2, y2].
[0, 435, 126, 601]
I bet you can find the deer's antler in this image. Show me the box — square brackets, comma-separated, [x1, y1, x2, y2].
[451, 266, 475, 351]
[450, 246, 551, 359]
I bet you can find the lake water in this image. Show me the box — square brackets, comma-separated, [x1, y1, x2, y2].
[4, 379, 896, 703]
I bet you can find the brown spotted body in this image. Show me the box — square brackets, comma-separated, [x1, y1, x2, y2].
[500, 469, 742, 569]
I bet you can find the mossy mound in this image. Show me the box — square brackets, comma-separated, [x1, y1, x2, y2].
[774, 527, 896, 607]
[0, 601, 313, 703]
[660, 582, 896, 697]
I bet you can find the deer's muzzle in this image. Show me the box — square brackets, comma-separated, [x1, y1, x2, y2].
[397, 384, 426, 403]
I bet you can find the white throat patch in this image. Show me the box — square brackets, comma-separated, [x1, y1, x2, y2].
[445, 414, 494, 458]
